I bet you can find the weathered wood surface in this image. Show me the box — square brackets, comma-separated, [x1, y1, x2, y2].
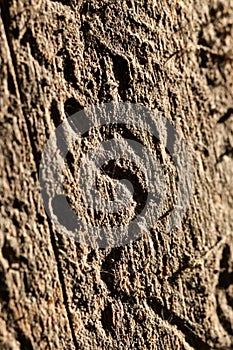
[0, 0, 233, 349]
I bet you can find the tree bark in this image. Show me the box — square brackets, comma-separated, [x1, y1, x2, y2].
[0, 0, 233, 349]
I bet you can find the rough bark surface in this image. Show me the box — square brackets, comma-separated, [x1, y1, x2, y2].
[0, 0, 233, 349]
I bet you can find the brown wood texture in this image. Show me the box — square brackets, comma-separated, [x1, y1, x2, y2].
[0, 0, 233, 349]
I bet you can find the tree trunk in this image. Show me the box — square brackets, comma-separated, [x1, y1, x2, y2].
[1, 0, 233, 349]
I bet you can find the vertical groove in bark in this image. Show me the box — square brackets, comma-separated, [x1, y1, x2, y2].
[0, 4, 75, 350]
[0, 4, 79, 348]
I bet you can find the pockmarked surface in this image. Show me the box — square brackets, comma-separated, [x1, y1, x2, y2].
[1, 0, 233, 349]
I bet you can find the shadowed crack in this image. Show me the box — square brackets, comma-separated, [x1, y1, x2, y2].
[147, 297, 211, 350]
